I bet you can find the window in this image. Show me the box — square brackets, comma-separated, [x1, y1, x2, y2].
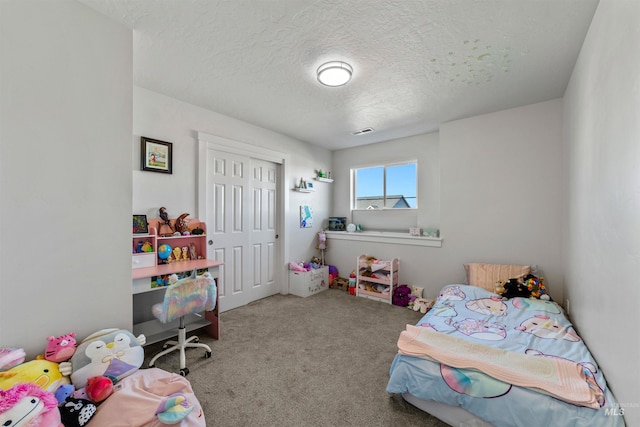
[352, 161, 417, 210]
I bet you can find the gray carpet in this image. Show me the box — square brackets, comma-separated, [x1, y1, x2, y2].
[143, 289, 449, 427]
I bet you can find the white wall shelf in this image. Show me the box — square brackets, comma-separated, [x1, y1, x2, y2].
[314, 177, 334, 183]
[325, 230, 442, 247]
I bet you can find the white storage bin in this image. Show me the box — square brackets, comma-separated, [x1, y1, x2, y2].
[289, 266, 329, 297]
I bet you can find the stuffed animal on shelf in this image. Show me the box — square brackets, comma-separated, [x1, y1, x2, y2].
[158, 207, 175, 236]
[0, 383, 63, 427]
[364, 282, 376, 292]
[174, 213, 190, 235]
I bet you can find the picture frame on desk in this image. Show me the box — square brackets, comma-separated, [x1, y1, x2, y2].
[141, 136, 173, 174]
[132, 214, 148, 234]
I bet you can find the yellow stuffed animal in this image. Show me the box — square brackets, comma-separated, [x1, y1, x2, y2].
[0, 359, 70, 394]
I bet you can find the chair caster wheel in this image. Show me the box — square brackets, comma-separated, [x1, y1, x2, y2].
[180, 368, 189, 376]
[204, 351, 212, 359]
[149, 363, 155, 368]
[193, 337, 200, 343]
[162, 344, 170, 349]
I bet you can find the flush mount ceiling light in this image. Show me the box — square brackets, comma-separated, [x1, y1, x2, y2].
[317, 61, 353, 87]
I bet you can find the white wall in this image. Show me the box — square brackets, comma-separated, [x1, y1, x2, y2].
[133, 87, 332, 288]
[327, 100, 564, 302]
[440, 99, 564, 300]
[0, 0, 133, 357]
[563, 0, 640, 423]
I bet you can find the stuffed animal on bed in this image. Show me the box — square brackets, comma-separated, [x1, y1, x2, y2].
[494, 281, 506, 296]
[60, 328, 145, 390]
[523, 274, 550, 300]
[501, 278, 531, 299]
[0, 382, 63, 427]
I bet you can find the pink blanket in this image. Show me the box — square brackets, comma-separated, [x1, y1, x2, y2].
[397, 325, 599, 409]
[88, 368, 206, 427]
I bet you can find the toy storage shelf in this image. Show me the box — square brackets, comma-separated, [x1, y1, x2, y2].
[356, 255, 399, 304]
[132, 218, 209, 269]
[132, 229, 157, 269]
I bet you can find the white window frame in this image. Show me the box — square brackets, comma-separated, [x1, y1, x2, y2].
[351, 160, 418, 211]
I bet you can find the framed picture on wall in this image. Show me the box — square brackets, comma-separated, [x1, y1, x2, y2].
[133, 214, 149, 234]
[300, 205, 313, 228]
[141, 136, 173, 174]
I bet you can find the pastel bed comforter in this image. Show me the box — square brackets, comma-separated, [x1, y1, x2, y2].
[386, 284, 625, 427]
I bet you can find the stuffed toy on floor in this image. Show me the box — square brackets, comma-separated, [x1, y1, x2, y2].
[0, 359, 70, 396]
[0, 383, 63, 427]
[60, 328, 145, 390]
[412, 298, 434, 314]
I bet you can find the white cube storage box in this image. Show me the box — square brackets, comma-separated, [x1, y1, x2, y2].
[289, 266, 329, 297]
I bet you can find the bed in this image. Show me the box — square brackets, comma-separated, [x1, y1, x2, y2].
[386, 264, 625, 427]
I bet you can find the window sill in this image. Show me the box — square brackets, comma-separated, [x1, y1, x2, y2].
[325, 230, 442, 247]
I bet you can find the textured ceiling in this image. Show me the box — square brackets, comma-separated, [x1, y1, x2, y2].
[79, 0, 599, 150]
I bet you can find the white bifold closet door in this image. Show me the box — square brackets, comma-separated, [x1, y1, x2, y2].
[206, 150, 279, 312]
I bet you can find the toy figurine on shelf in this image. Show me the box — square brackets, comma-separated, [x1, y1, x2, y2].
[158, 207, 174, 236]
[175, 213, 190, 235]
[172, 247, 182, 262]
[182, 246, 189, 261]
[317, 230, 327, 265]
[189, 243, 197, 260]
